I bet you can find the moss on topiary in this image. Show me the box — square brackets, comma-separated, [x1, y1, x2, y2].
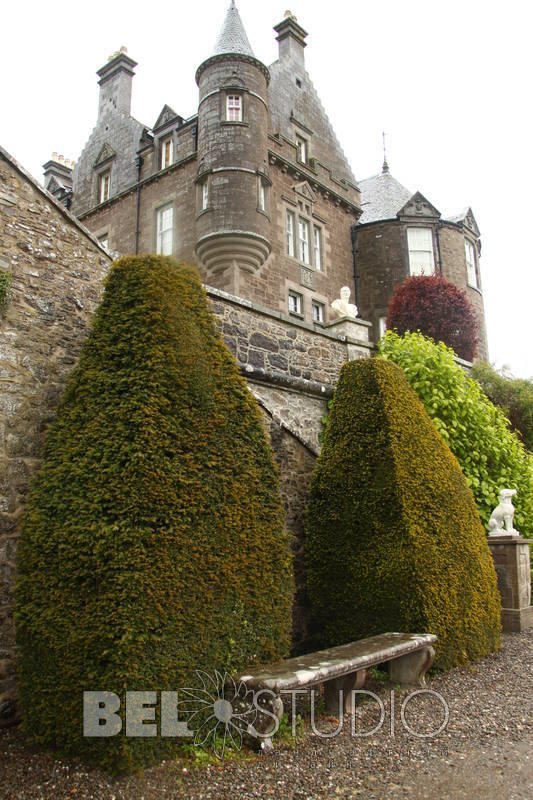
[15, 256, 293, 773]
[306, 358, 501, 670]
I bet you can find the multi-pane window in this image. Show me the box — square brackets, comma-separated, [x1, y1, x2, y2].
[296, 135, 307, 163]
[407, 227, 435, 275]
[202, 181, 209, 210]
[288, 290, 303, 315]
[156, 204, 173, 255]
[299, 218, 310, 264]
[312, 301, 324, 323]
[161, 137, 173, 169]
[98, 171, 110, 203]
[465, 240, 479, 288]
[226, 94, 242, 122]
[286, 210, 296, 257]
[286, 208, 324, 270]
[313, 226, 322, 270]
[378, 317, 387, 339]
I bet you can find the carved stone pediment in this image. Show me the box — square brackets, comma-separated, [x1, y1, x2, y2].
[293, 181, 317, 204]
[398, 191, 441, 220]
[464, 207, 480, 236]
[153, 104, 180, 132]
[93, 142, 116, 168]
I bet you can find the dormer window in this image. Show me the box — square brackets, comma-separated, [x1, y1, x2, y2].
[98, 171, 110, 204]
[226, 95, 242, 122]
[296, 135, 308, 164]
[161, 136, 174, 169]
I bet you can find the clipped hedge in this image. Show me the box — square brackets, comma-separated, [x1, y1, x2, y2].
[380, 331, 533, 538]
[306, 358, 501, 670]
[472, 361, 533, 452]
[15, 256, 294, 773]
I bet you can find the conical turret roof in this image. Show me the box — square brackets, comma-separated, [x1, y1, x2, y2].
[213, 1, 254, 57]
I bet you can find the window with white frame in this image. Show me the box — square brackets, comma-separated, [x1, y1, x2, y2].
[156, 204, 174, 255]
[407, 227, 435, 275]
[226, 94, 242, 122]
[378, 316, 387, 339]
[258, 180, 267, 213]
[286, 207, 324, 270]
[202, 180, 209, 211]
[312, 300, 325, 323]
[288, 290, 303, 316]
[465, 239, 479, 288]
[313, 225, 322, 270]
[161, 136, 174, 170]
[286, 210, 296, 257]
[296, 135, 308, 164]
[299, 218, 310, 265]
[98, 171, 110, 203]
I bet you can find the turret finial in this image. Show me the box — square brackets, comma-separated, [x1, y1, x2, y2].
[382, 131, 389, 173]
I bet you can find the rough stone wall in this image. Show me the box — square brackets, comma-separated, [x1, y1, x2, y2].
[0, 151, 111, 723]
[355, 220, 407, 337]
[439, 224, 489, 360]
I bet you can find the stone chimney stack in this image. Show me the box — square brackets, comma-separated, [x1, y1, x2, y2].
[42, 153, 74, 193]
[96, 47, 137, 119]
[274, 11, 308, 67]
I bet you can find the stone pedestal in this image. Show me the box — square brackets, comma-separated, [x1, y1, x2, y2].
[488, 536, 533, 633]
[324, 317, 372, 361]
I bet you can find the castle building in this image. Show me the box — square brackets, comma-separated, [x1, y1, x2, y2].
[43, 2, 488, 358]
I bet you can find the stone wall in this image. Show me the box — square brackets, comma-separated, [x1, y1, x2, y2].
[0, 148, 112, 724]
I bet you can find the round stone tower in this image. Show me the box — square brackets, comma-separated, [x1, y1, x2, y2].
[195, 1, 271, 287]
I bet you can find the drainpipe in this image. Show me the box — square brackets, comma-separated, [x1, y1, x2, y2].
[134, 155, 143, 254]
[435, 223, 443, 274]
[351, 224, 359, 309]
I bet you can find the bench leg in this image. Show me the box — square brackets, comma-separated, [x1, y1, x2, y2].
[323, 669, 367, 715]
[389, 646, 435, 687]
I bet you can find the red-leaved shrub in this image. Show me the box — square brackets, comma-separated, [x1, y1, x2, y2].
[386, 275, 478, 361]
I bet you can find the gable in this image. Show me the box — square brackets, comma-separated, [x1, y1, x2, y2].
[93, 142, 116, 168]
[398, 191, 441, 220]
[464, 208, 480, 236]
[153, 104, 182, 132]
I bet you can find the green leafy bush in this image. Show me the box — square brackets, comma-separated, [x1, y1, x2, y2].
[306, 358, 501, 670]
[0, 270, 11, 306]
[15, 256, 294, 773]
[379, 331, 533, 537]
[472, 361, 533, 452]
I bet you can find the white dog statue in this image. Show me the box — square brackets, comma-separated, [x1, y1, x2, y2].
[488, 489, 519, 537]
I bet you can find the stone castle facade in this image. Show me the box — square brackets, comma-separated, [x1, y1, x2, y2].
[43, 2, 488, 358]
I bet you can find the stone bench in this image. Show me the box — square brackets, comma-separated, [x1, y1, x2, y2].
[236, 632, 436, 749]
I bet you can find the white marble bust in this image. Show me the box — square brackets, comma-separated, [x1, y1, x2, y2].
[331, 286, 358, 319]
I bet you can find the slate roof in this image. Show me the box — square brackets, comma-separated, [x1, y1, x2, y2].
[213, 1, 255, 57]
[358, 170, 412, 225]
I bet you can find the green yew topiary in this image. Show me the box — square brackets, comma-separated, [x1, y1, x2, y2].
[306, 358, 501, 670]
[380, 331, 533, 538]
[15, 256, 293, 773]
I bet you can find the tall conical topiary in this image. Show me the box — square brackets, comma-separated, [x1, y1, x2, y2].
[306, 358, 500, 670]
[15, 256, 293, 772]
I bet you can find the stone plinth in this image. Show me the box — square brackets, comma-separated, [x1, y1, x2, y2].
[324, 316, 371, 346]
[488, 536, 533, 633]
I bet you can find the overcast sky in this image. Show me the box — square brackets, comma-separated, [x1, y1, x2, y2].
[2, 0, 531, 377]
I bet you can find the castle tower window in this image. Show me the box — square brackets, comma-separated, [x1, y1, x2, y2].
[313, 225, 322, 270]
[98, 171, 110, 203]
[226, 94, 242, 122]
[296, 135, 308, 164]
[286, 210, 296, 257]
[156, 204, 174, 255]
[407, 227, 435, 276]
[161, 137, 174, 170]
[312, 300, 325, 323]
[299, 218, 310, 264]
[465, 239, 479, 289]
[288, 290, 303, 316]
[202, 180, 209, 210]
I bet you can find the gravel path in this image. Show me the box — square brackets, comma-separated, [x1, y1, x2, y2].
[1, 630, 532, 799]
